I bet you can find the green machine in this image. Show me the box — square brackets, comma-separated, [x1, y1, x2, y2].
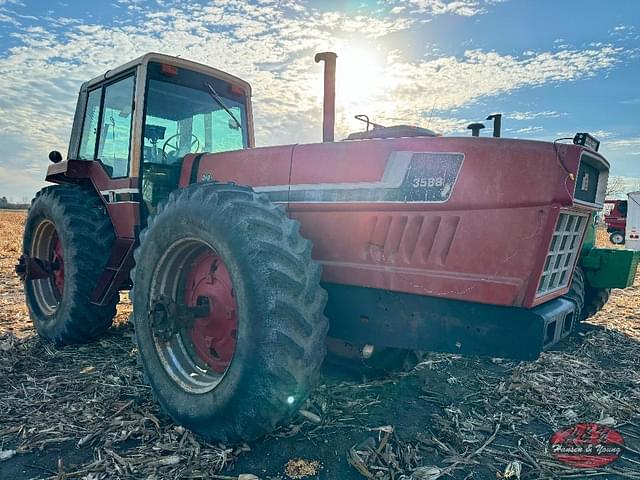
[575, 213, 639, 318]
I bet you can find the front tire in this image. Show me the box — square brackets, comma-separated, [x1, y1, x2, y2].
[131, 183, 328, 442]
[582, 285, 611, 321]
[22, 184, 118, 345]
[565, 266, 586, 322]
[565, 266, 611, 322]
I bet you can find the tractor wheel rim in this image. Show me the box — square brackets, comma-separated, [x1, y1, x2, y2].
[52, 235, 65, 295]
[149, 238, 239, 394]
[31, 220, 63, 315]
[184, 251, 237, 373]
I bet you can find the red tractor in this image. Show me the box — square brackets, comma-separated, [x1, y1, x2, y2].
[604, 199, 627, 244]
[17, 52, 637, 442]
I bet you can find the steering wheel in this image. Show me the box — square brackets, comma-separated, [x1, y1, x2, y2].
[162, 133, 201, 161]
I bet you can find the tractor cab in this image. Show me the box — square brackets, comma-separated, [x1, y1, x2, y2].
[54, 53, 254, 213]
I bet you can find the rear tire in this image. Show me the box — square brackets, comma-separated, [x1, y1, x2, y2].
[22, 184, 118, 346]
[609, 231, 624, 245]
[131, 183, 328, 442]
[325, 338, 423, 376]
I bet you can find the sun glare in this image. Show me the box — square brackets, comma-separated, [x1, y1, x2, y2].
[335, 46, 386, 105]
[310, 44, 394, 136]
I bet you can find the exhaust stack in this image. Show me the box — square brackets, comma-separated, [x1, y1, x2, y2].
[486, 113, 502, 138]
[315, 51, 337, 142]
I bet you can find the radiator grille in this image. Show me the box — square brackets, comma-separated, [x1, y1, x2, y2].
[537, 212, 588, 297]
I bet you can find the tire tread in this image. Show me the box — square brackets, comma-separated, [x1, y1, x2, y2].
[131, 182, 328, 442]
[24, 184, 118, 345]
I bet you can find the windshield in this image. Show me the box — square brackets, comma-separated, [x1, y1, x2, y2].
[142, 61, 248, 165]
[141, 62, 249, 212]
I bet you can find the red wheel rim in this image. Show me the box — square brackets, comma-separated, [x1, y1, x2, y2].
[31, 220, 65, 315]
[52, 234, 64, 295]
[183, 251, 237, 373]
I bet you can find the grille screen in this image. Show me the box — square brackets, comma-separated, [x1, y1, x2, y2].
[537, 212, 588, 297]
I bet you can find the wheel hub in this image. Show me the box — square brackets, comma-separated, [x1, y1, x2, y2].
[27, 220, 65, 315]
[183, 252, 237, 373]
[52, 235, 64, 295]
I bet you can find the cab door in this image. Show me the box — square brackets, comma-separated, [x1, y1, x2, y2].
[75, 71, 140, 240]
[72, 70, 140, 304]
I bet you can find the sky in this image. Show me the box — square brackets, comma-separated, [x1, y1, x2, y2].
[0, 0, 639, 200]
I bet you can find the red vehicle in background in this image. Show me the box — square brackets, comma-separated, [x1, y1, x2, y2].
[604, 199, 627, 244]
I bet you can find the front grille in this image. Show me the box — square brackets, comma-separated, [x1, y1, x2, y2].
[537, 211, 589, 297]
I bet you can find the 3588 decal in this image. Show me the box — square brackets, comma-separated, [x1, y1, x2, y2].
[411, 176, 445, 188]
[401, 152, 463, 202]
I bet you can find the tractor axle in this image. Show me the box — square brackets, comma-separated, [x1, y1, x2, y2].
[149, 294, 211, 342]
[15, 255, 61, 282]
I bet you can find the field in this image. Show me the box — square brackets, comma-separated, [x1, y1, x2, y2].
[1, 209, 640, 480]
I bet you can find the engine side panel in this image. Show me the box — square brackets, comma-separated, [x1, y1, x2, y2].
[293, 205, 552, 306]
[186, 136, 597, 308]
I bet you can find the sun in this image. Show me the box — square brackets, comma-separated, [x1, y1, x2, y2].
[309, 43, 394, 135]
[334, 46, 386, 106]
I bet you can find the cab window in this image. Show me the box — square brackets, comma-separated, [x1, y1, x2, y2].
[97, 76, 135, 177]
[78, 89, 101, 161]
[77, 74, 135, 178]
[142, 77, 246, 165]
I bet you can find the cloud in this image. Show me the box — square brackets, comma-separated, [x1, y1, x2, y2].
[393, 0, 504, 16]
[606, 137, 640, 150]
[0, 12, 19, 25]
[0, 1, 631, 198]
[621, 98, 640, 105]
[599, 137, 640, 177]
[610, 24, 639, 42]
[509, 110, 565, 121]
[515, 126, 543, 134]
[364, 47, 622, 117]
[589, 130, 615, 139]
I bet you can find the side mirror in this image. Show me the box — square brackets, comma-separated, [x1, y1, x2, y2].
[49, 151, 63, 163]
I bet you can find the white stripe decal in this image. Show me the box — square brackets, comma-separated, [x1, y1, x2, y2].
[254, 151, 465, 204]
[254, 151, 414, 193]
[99, 188, 140, 195]
[100, 187, 141, 204]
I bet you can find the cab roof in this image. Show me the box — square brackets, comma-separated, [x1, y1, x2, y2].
[83, 52, 252, 95]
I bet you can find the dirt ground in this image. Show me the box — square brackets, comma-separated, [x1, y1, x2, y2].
[1, 209, 640, 480]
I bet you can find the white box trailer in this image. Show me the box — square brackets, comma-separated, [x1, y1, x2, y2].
[626, 191, 640, 250]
